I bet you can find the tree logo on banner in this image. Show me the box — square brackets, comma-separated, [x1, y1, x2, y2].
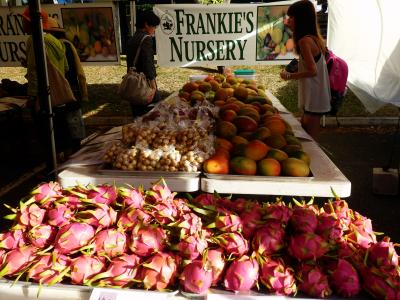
[160, 12, 174, 35]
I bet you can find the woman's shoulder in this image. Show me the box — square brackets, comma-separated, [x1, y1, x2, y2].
[299, 35, 316, 45]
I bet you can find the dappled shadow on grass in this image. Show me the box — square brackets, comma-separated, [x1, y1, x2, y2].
[274, 79, 300, 117]
[83, 83, 173, 119]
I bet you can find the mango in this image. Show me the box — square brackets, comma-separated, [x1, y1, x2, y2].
[214, 88, 229, 102]
[204, 155, 229, 174]
[231, 135, 249, 146]
[265, 119, 286, 135]
[198, 82, 212, 93]
[230, 156, 257, 175]
[234, 116, 258, 132]
[258, 158, 281, 176]
[266, 148, 288, 162]
[251, 127, 271, 141]
[290, 150, 311, 165]
[282, 158, 310, 177]
[220, 109, 237, 122]
[265, 134, 287, 149]
[215, 137, 234, 153]
[209, 80, 220, 91]
[221, 103, 241, 113]
[244, 140, 270, 161]
[238, 107, 260, 123]
[233, 86, 249, 101]
[282, 144, 303, 155]
[216, 121, 237, 140]
[182, 82, 199, 93]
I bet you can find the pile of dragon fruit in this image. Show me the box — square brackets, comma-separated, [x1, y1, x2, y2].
[0, 181, 399, 299]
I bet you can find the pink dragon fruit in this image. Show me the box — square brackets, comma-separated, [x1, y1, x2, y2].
[360, 265, 400, 300]
[47, 204, 73, 227]
[118, 186, 144, 209]
[229, 198, 252, 214]
[259, 256, 297, 296]
[140, 252, 178, 291]
[0, 250, 5, 265]
[192, 193, 216, 207]
[87, 184, 118, 205]
[204, 248, 225, 286]
[223, 255, 259, 292]
[146, 182, 176, 204]
[172, 198, 191, 217]
[290, 205, 319, 233]
[345, 224, 376, 249]
[212, 212, 243, 233]
[56, 195, 82, 209]
[149, 201, 177, 225]
[240, 208, 264, 239]
[128, 225, 167, 257]
[180, 260, 213, 294]
[252, 221, 286, 256]
[117, 208, 152, 230]
[27, 253, 70, 285]
[17, 203, 46, 227]
[367, 236, 399, 269]
[170, 212, 203, 239]
[264, 201, 292, 224]
[93, 228, 127, 258]
[75, 203, 117, 228]
[316, 212, 343, 240]
[336, 240, 359, 259]
[0, 245, 37, 277]
[0, 230, 26, 250]
[213, 232, 249, 257]
[345, 212, 377, 248]
[288, 233, 330, 261]
[54, 222, 95, 254]
[177, 235, 207, 260]
[27, 224, 57, 248]
[70, 255, 105, 285]
[87, 254, 141, 287]
[297, 264, 332, 298]
[323, 199, 352, 230]
[30, 181, 62, 205]
[329, 259, 361, 297]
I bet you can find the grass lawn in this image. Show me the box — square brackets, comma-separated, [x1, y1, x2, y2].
[2, 63, 398, 118]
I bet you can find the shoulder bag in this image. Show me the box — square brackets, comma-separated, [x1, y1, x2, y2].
[46, 54, 77, 107]
[118, 35, 155, 105]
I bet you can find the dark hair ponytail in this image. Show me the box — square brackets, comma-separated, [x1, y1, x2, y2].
[287, 0, 325, 54]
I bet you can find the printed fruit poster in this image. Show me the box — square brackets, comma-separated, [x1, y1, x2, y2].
[0, 3, 119, 67]
[256, 5, 295, 61]
[61, 6, 118, 63]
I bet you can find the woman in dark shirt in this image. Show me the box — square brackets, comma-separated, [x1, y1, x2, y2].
[126, 10, 161, 117]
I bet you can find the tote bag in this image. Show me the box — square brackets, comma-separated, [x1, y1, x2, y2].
[118, 35, 155, 105]
[47, 55, 77, 107]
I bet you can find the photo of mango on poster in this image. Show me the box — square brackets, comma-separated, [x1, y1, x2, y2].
[61, 7, 117, 63]
[256, 5, 295, 61]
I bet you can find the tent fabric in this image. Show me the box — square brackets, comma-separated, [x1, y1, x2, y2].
[327, 0, 400, 113]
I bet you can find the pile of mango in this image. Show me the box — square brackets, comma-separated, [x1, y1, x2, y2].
[178, 74, 311, 177]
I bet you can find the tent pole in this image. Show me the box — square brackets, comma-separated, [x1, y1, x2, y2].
[28, 0, 58, 180]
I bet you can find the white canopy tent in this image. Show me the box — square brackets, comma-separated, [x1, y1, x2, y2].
[327, 0, 400, 113]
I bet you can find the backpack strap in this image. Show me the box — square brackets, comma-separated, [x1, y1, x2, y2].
[133, 35, 150, 69]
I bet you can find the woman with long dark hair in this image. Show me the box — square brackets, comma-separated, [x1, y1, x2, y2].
[280, 0, 331, 140]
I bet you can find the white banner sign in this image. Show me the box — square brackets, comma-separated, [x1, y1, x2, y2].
[154, 2, 297, 68]
[0, 3, 119, 67]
